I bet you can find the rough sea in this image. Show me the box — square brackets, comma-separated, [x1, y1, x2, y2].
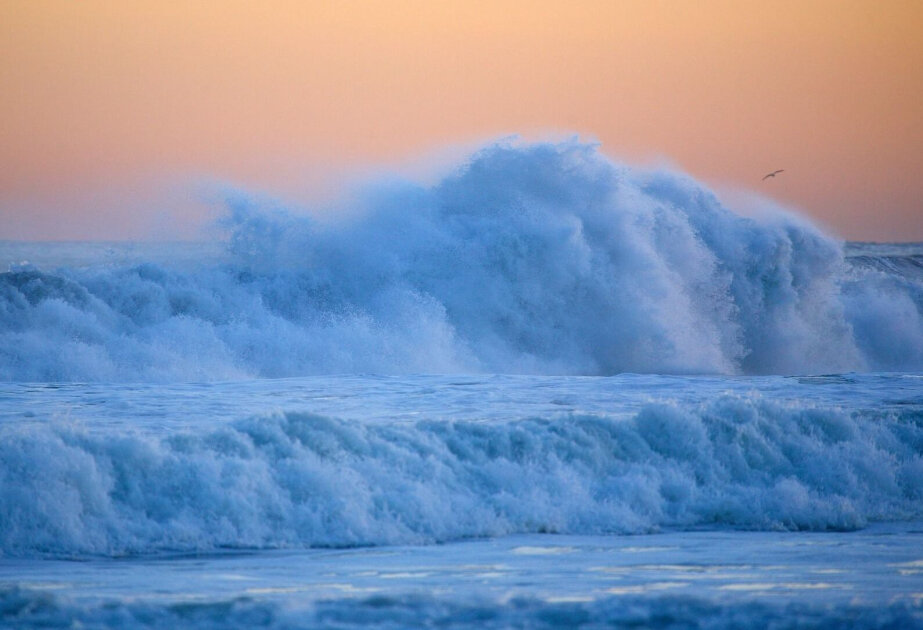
[2, 141, 922, 628]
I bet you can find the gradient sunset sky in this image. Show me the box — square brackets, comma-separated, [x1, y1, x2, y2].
[1, 1, 921, 241]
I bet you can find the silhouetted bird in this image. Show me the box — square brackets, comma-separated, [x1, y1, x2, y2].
[762, 169, 784, 181]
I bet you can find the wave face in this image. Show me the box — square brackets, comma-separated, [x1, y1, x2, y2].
[2, 396, 921, 557]
[2, 140, 922, 380]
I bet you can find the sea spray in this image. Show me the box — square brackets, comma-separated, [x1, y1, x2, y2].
[1, 140, 921, 381]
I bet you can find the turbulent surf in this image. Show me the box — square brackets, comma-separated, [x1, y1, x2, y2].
[2, 141, 921, 381]
[2, 140, 922, 629]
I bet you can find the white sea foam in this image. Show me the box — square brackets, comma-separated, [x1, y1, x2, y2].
[1, 140, 921, 380]
[1, 395, 920, 557]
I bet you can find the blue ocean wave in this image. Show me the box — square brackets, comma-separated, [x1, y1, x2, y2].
[1, 140, 921, 381]
[2, 396, 921, 557]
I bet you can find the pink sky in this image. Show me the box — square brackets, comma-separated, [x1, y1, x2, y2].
[1, 1, 921, 241]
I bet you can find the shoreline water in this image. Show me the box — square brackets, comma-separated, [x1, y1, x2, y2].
[4, 524, 922, 628]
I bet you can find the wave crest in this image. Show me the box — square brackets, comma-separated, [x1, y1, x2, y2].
[2, 140, 922, 380]
[2, 396, 920, 556]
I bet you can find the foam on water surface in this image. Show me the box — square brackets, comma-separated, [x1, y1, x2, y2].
[3, 526, 922, 628]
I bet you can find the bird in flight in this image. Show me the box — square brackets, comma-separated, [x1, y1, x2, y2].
[762, 169, 784, 181]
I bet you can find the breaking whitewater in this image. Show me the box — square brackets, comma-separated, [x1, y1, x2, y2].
[1, 141, 922, 629]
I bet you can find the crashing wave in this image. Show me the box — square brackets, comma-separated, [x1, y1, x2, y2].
[2, 396, 921, 557]
[1, 140, 921, 380]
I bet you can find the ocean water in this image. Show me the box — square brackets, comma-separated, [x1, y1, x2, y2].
[1, 141, 922, 628]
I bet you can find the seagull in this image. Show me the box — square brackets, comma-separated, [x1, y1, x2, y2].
[762, 169, 784, 181]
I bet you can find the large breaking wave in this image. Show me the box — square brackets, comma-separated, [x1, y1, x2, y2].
[2, 140, 922, 380]
[2, 396, 921, 557]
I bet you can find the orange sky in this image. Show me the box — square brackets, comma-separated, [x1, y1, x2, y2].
[1, 1, 921, 241]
